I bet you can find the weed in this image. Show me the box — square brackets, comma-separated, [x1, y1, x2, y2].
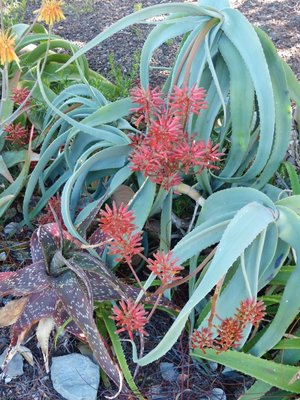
[2, 0, 27, 25]
[134, 2, 142, 13]
[108, 51, 140, 98]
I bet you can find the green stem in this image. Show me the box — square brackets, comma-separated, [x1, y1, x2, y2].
[102, 311, 145, 400]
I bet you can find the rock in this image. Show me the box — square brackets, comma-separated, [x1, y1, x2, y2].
[160, 362, 178, 382]
[0, 252, 7, 261]
[210, 388, 227, 400]
[51, 354, 100, 400]
[208, 361, 218, 371]
[0, 348, 24, 383]
[4, 222, 18, 236]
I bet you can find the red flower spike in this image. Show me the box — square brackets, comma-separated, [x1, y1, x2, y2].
[169, 84, 207, 117]
[11, 87, 31, 106]
[175, 138, 223, 174]
[99, 202, 144, 262]
[99, 201, 136, 240]
[111, 298, 148, 340]
[108, 232, 144, 263]
[191, 328, 214, 353]
[149, 115, 183, 144]
[201, 140, 224, 165]
[4, 123, 30, 146]
[216, 317, 244, 351]
[235, 298, 266, 328]
[130, 86, 164, 126]
[147, 251, 183, 285]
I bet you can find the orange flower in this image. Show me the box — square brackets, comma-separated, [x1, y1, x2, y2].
[0, 30, 19, 65]
[34, 0, 65, 26]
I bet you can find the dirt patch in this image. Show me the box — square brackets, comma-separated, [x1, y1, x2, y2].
[25, 0, 300, 81]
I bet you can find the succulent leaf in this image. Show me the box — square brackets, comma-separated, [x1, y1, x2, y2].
[11, 289, 58, 345]
[0, 261, 50, 296]
[54, 272, 124, 391]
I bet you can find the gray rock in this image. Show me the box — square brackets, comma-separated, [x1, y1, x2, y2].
[0, 348, 24, 383]
[208, 361, 218, 371]
[0, 252, 7, 261]
[51, 354, 100, 400]
[4, 222, 18, 236]
[210, 388, 227, 400]
[160, 362, 178, 382]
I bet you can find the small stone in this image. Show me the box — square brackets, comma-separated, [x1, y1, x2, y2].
[0, 348, 24, 383]
[160, 362, 178, 382]
[0, 252, 7, 261]
[4, 222, 18, 236]
[208, 361, 218, 371]
[51, 354, 100, 400]
[210, 388, 227, 400]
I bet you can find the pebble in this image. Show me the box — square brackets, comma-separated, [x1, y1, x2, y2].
[208, 361, 218, 371]
[4, 222, 18, 236]
[0, 348, 24, 383]
[51, 353, 100, 400]
[210, 388, 227, 400]
[160, 362, 179, 382]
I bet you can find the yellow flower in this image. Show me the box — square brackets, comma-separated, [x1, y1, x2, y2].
[34, 0, 65, 26]
[0, 30, 19, 65]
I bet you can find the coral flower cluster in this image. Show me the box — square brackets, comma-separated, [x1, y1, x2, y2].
[99, 202, 184, 339]
[0, 30, 18, 65]
[129, 85, 222, 190]
[111, 299, 148, 340]
[35, 0, 65, 26]
[4, 123, 30, 146]
[99, 201, 144, 263]
[191, 298, 266, 353]
[147, 250, 183, 285]
[11, 87, 31, 107]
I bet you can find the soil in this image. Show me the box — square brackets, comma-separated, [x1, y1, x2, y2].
[26, 0, 300, 81]
[1, 1, 299, 399]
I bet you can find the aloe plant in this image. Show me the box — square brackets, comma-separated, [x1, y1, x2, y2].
[121, 188, 300, 377]
[25, 0, 300, 254]
[60, 0, 300, 192]
[0, 221, 170, 395]
[0, 21, 115, 220]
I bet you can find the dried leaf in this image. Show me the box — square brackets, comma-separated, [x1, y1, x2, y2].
[0, 298, 28, 327]
[18, 345, 34, 366]
[36, 317, 55, 373]
[1, 329, 28, 378]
